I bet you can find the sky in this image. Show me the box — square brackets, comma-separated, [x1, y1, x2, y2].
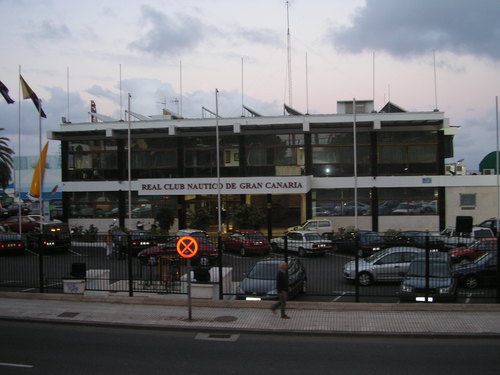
[0, 0, 499, 172]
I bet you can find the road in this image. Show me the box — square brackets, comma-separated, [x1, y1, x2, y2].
[1, 321, 500, 375]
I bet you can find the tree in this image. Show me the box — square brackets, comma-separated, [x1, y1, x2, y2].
[232, 204, 266, 230]
[187, 206, 212, 231]
[0, 129, 14, 189]
[154, 207, 175, 234]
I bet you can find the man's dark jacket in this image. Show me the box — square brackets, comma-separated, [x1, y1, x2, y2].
[276, 270, 289, 292]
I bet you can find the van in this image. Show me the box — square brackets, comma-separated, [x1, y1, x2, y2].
[288, 219, 333, 236]
[26, 222, 71, 253]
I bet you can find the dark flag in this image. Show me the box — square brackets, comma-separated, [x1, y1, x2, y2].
[20, 75, 46, 118]
[0, 80, 15, 104]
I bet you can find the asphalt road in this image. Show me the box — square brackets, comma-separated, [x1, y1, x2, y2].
[0, 244, 497, 303]
[1, 321, 500, 375]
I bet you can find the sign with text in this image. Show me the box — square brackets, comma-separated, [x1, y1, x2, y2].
[137, 176, 311, 196]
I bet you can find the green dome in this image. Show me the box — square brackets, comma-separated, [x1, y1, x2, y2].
[479, 151, 499, 173]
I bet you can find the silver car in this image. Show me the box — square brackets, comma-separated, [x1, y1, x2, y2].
[343, 247, 425, 286]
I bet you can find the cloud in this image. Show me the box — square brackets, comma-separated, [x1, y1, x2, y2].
[128, 5, 210, 57]
[86, 85, 118, 102]
[328, 0, 500, 60]
[234, 26, 283, 48]
[24, 20, 71, 41]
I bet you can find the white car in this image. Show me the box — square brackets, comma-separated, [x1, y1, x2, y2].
[271, 230, 332, 256]
[343, 247, 425, 286]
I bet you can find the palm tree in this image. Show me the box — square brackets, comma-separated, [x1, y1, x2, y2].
[0, 128, 14, 189]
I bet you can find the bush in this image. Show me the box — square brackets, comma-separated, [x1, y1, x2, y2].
[232, 205, 265, 230]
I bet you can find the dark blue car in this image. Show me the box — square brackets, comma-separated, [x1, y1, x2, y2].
[454, 252, 498, 289]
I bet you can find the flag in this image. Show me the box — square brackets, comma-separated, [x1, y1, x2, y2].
[29, 142, 49, 199]
[20, 75, 46, 118]
[0, 81, 15, 104]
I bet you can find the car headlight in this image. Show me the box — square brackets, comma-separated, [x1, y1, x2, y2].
[400, 285, 414, 293]
[266, 288, 278, 296]
[438, 287, 452, 294]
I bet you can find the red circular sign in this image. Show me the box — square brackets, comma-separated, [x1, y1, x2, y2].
[176, 236, 199, 258]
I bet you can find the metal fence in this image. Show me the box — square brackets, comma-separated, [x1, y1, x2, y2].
[0, 232, 499, 304]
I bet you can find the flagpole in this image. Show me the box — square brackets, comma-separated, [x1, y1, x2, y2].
[127, 93, 132, 230]
[18, 66, 22, 233]
[39, 99, 43, 228]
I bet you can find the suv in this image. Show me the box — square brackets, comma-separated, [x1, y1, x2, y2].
[399, 253, 457, 302]
[440, 226, 494, 249]
[26, 222, 71, 253]
[287, 219, 333, 236]
[271, 230, 331, 257]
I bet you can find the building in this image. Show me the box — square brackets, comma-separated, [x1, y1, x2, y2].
[49, 99, 496, 234]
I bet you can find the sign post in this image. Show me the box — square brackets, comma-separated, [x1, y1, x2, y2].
[176, 236, 199, 321]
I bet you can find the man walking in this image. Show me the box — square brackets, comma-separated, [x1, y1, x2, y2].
[271, 261, 290, 319]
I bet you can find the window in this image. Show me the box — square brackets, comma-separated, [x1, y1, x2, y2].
[246, 133, 304, 176]
[378, 131, 438, 175]
[312, 189, 371, 216]
[460, 194, 476, 209]
[67, 140, 118, 180]
[312, 132, 370, 176]
[378, 188, 438, 216]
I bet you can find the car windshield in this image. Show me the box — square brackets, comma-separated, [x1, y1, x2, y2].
[248, 263, 278, 280]
[473, 252, 495, 265]
[304, 233, 322, 241]
[365, 249, 392, 263]
[407, 261, 450, 278]
[360, 233, 382, 244]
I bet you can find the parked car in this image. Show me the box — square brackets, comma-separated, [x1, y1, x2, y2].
[0, 224, 25, 255]
[287, 219, 333, 236]
[25, 222, 71, 253]
[399, 253, 458, 302]
[128, 230, 158, 256]
[440, 226, 495, 249]
[6, 203, 30, 216]
[333, 201, 370, 216]
[221, 230, 270, 257]
[331, 230, 385, 257]
[448, 238, 497, 264]
[271, 230, 331, 256]
[343, 247, 425, 286]
[385, 230, 445, 251]
[454, 252, 498, 289]
[0, 207, 10, 218]
[236, 257, 307, 300]
[476, 217, 498, 233]
[391, 202, 423, 215]
[0, 215, 40, 232]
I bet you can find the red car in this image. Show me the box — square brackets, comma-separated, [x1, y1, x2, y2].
[0, 216, 40, 233]
[138, 229, 218, 268]
[221, 230, 271, 257]
[448, 238, 497, 264]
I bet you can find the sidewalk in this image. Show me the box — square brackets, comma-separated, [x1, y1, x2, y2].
[1, 292, 500, 337]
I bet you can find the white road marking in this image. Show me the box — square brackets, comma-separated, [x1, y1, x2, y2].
[0, 362, 34, 368]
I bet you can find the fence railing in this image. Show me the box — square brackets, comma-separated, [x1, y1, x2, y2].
[0, 232, 498, 304]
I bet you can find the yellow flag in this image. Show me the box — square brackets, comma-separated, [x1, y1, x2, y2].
[30, 142, 49, 198]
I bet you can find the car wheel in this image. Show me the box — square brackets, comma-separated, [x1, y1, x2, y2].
[271, 243, 279, 252]
[221, 242, 227, 252]
[356, 248, 364, 258]
[298, 247, 306, 257]
[239, 246, 246, 257]
[358, 272, 373, 286]
[464, 275, 479, 289]
[332, 244, 339, 252]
